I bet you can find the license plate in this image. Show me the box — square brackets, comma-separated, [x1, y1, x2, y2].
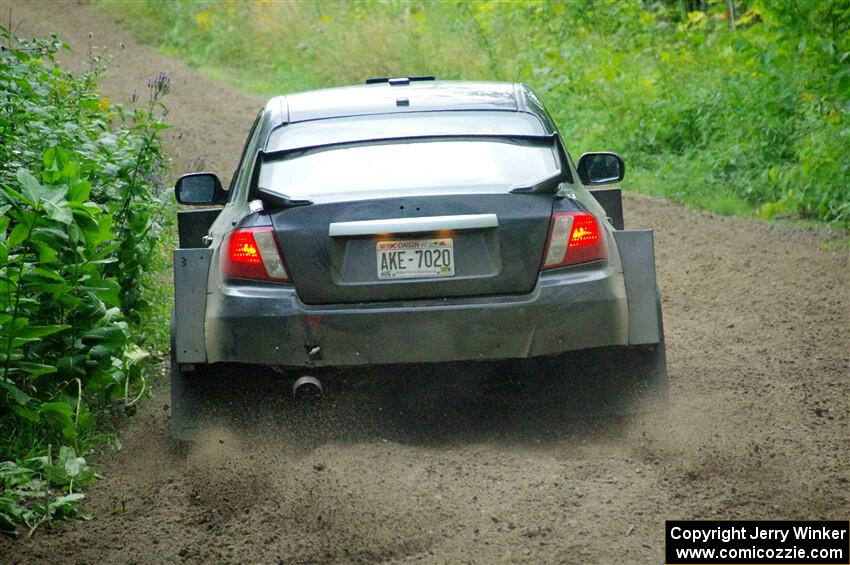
[376, 238, 454, 280]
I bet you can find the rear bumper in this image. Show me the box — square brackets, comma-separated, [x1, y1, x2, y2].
[204, 262, 630, 367]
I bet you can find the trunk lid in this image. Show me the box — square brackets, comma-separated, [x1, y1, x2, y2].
[271, 193, 557, 305]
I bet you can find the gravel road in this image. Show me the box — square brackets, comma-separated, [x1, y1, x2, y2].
[3, 2, 848, 564]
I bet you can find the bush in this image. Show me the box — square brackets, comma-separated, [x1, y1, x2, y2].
[0, 28, 172, 536]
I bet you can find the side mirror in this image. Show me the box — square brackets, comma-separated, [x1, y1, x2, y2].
[577, 152, 625, 186]
[175, 172, 227, 205]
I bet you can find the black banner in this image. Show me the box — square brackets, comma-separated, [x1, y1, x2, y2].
[666, 521, 849, 564]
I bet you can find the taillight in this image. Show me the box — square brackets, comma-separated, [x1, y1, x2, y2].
[222, 227, 290, 282]
[541, 211, 608, 270]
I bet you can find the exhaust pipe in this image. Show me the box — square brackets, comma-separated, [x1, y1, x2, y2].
[292, 375, 323, 400]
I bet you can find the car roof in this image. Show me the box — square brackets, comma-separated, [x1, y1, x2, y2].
[262, 80, 557, 133]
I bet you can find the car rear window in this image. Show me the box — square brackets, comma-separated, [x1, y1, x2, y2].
[258, 138, 558, 201]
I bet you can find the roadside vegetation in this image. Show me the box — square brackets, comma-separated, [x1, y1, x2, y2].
[1, 0, 846, 540]
[0, 28, 172, 536]
[99, 0, 849, 227]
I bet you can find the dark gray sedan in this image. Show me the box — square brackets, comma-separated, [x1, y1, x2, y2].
[171, 78, 666, 438]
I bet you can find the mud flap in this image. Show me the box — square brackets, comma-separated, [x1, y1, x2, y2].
[173, 248, 212, 364]
[177, 209, 220, 249]
[612, 230, 661, 346]
[610, 229, 668, 407]
[170, 313, 197, 440]
[589, 187, 624, 230]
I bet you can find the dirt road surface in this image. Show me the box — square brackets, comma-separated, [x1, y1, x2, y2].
[2, 2, 848, 564]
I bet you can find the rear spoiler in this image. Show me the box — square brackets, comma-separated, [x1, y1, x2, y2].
[509, 170, 564, 194]
[258, 191, 313, 208]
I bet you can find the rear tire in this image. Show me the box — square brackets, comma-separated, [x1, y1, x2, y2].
[522, 297, 668, 415]
[605, 338, 668, 412]
[592, 295, 669, 413]
[519, 339, 666, 417]
[170, 313, 290, 440]
[630, 296, 669, 407]
[592, 294, 668, 413]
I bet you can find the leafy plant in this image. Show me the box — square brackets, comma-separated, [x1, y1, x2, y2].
[0, 26, 172, 535]
[0, 446, 95, 537]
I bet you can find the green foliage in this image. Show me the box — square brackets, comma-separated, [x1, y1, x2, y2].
[100, 0, 849, 226]
[0, 27, 172, 535]
[0, 446, 94, 538]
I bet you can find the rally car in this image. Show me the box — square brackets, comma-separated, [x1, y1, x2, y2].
[171, 77, 667, 438]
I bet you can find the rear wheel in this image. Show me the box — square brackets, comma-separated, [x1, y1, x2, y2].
[598, 338, 668, 412]
[170, 351, 254, 440]
[625, 297, 669, 408]
[170, 315, 294, 440]
[579, 296, 668, 413]
[514, 340, 665, 417]
[518, 300, 668, 415]
[596, 293, 669, 412]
